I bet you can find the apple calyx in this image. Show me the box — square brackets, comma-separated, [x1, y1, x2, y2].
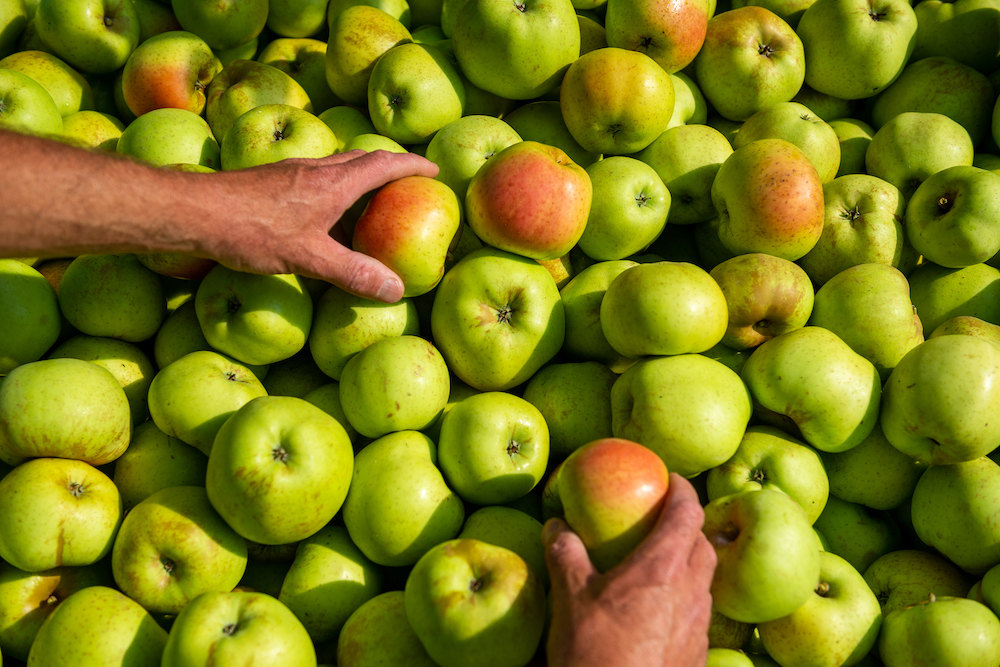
[750, 468, 767, 484]
[515, 1, 527, 12]
[868, 9, 886, 21]
[758, 44, 775, 59]
[496, 304, 514, 324]
[222, 622, 238, 636]
[469, 577, 484, 593]
[67, 482, 85, 498]
[272, 445, 289, 463]
[45, 594, 59, 606]
[162, 556, 176, 575]
[841, 206, 862, 223]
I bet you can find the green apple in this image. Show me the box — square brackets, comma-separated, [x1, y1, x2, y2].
[307, 285, 419, 381]
[259, 350, 330, 398]
[26, 586, 168, 666]
[430, 246, 565, 391]
[316, 104, 377, 152]
[740, 326, 881, 453]
[451, 0, 579, 100]
[404, 538, 546, 667]
[278, 525, 383, 643]
[342, 430, 464, 567]
[829, 118, 874, 177]
[341, 131, 408, 153]
[732, 101, 840, 182]
[707, 425, 829, 524]
[707, 648, 755, 667]
[704, 488, 822, 623]
[257, 38, 341, 114]
[302, 382, 359, 444]
[147, 350, 267, 455]
[879, 595, 1000, 667]
[600, 261, 728, 357]
[604, 0, 710, 73]
[35, 0, 139, 73]
[796, 0, 917, 100]
[611, 354, 753, 477]
[339, 334, 450, 439]
[206, 396, 354, 545]
[437, 390, 549, 505]
[111, 486, 248, 614]
[502, 100, 598, 167]
[267, 0, 328, 37]
[0, 457, 122, 572]
[206, 58, 313, 143]
[577, 156, 669, 261]
[0, 0, 28, 58]
[161, 590, 316, 667]
[908, 261, 1000, 336]
[912, 0, 1000, 73]
[0, 67, 63, 135]
[423, 114, 521, 202]
[812, 495, 901, 574]
[0, 49, 93, 116]
[0, 259, 60, 374]
[458, 506, 547, 590]
[120, 29, 221, 117]
[666, 71, 708, 128]
[112, 420, 209, 510]
[325, 5, 412, 107]
[328, 0, 412, 29]
[521, 361, 615, 460]
[116, 106, 220, 168]
[0, 357, 130, 465]
[336, 591, 438, 666]
[708, 609, 755, 651]
[195, 265, 313, 366]
[791, 83, 855, 121]
[930, 315, 1000, 347]
[693, 6, 805, 121]
[132, 0, 182, 42]
[220, 103, 337, 169]
[559, 259, 639, 373]
[61, 109, 123, 149]
[864, 549, 973, 616]
[170, 0, 268, 51]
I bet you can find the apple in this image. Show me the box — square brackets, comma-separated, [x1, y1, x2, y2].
[908, 261, 1000, 336]
[170, 0, 268, 51]
[865, 550, 973, 616]
[458, 506, 547, 590]
[813, 495, 901, 573]
[0, 49, 93, 117]
[830, 118, 875, 178]
[912, 0, 1000, 73]
[336, 591, 438, 666]
[121, 29, 221, 117]
[0, 67, 64, 135]
[206, 58, 313, 144]
[116, 106, 220, 168]
[324, 5, 412, 107]
[34, 0, 139, 74]
[879, 594, 1000, 667]
[316, 105, 377, 152]
[502, 100, 599, 168]
[257, 38, 341, 115]
[0, 258, 60, 374]
[132, 0, 182, 41]
[268, 0, 328, 38]
[604, 0, 709, 73]
[423, 114, 522, 202]
[112, 420, 209, 510]
[220, 103, 338, 170]
[732, 101, 841, 183]
[0, 0, 28, 58]
[136, 251, 216, 281]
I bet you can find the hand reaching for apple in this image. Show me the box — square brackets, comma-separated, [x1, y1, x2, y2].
[543, 473, 716, 667]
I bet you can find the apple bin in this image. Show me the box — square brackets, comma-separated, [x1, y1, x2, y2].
[5, 0, 1000, 664]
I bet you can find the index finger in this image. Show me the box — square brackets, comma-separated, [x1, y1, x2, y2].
[335, 150, 440, 198]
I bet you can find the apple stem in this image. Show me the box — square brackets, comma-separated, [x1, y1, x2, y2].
[45, 595, 58, 605]
[815, 581, 830, 597]
[104, 16, 113, 27]
[937, 196, 954, 214]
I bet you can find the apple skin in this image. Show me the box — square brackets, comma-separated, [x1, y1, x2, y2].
[136, 251, 216, 281]
[458, 506, 547, 590]
[908, 262, 1000, 336]
[0, 49, 93, 117]
[465, 140, 592, 262]
[712, 138, 825, 261]
[404, 538, 546, 667]
[170, 0, 268, 51]
[116, 106, 220, 168]
[864, 550, 973, 616]
[220, 103, 338, 170]
[0, 259, 61, 374]
[604, 0, 709, 74]
[35, 0, 140, 74]
[423, 114, 522, 202]
[732, 101, 841, 183]
[336, 591, 438, 666]
[121, 29, 221, 117]
[112, 420, 209, 511]
[0, 67, 65, 136]
[878, 595, 1000, 667]
[258, 38, 341, 115]
[912, 0, 1000, 74]
[325, 5, 412, 107]
[352, 175, 461, 298]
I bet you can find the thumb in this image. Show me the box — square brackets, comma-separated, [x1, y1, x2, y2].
[542, 518, 597, 599]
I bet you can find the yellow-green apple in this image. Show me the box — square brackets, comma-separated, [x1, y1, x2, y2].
[328, 0, 412, 29]
[338, 334, 451, 439]
[206, 58, 313, 143]
[797, 174, 908, 287]
[502, 100, 599, 167]
[220, 103, 337, 169]
[60, 109, 123, 149]
[336, 591, 438, 666]
[111, 486, 248, 614]
[152, 300, 218, 370]
[912, 0, 1000, 73]
[451, 0, 578, 100]
[666, 72, 707, 128]
[559, 47, 674, 155]
[268, 0, 328, 37]
[707, 425, 828, 524]
[881, 335, 1000, 465]
[116, 107, 220, 168]
[0, 457, 122, 572]
[547, 438, 668, 572]
[341, 131, 407, 153]
[351, 175, 461, 297]
[170, 0, 267, 50]
[437, 391, 549, 505]
[601, 261, 728, 357]
[258, 349, 328, 398]
[703, 488, 822, 623]
[729, 0, 815, 27]
[317, 104, 376, 152]
[195, 265, 313, 366]
[0, 561, 113, 662]
[604, 0, 710, 73]
[706, 648, 755, 666]
[732, 101, 840, 182]
[213, 36, 259, 68]
[465, 140, 592, 261]
[458, 507, 547, 590]
[879, 595, 1000, 667]
[0, 259, 60, 374]
[404, 539, 545, 667]
[819, 422, 926, 510]
[611, 354, 753, 477]
[809, 263, 924, 381]
[121, 29, 221, 117]
[258, 37, 340, 114]
[865, 550, 973, 616]
[430, 246, 565, 391]
[307, 285, 419, 380]
[206, 396, 354, 545]
[34, 0, 139, 73]
[830, 118, 873, 177]
[741, 326, 881, 453]
[367, 42, 465, 145]
[693, 6, 805, 121]
[577, 13, 607, 55]
[907, 262, 1000, 336]
[26, 586, 168, 666]
[0, 358, 129, 465]
[759, 551, 882, 667]
[709, 252, 814, 351]
[865, 111, 974, 199]
[0, 49, 93, 116]
[112, 420, 209, 510]
[522, 361, 615, 461]
[559, 259, 639, 373]
[812, 495, 901, 573]
[577, 156, 669, 260]
[136, 251, 216, 281]
[0, 0, 28, 58]
[712, 138, 825, 261]
[132, 0, 182, 41]
[796, 0, 917, 100]
[636, 123, 734, 226]
[147, 350, 267, 455]
[278, 525, 383, 643]
[161, 590, 316, 667]
[0, 67, 64, 135]
[423, 114, 522, 202]
[325, 5, 412, 106]
[791, 83, 855, 121]
[439, 0, 468, 36]
[48, 334, 156, 425]
[342, 430, 464, 566]
[930, 315, 1000, 346]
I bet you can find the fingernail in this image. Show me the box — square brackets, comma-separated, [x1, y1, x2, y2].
[376, 278, 403, 303]
[542, 518, 565, 545]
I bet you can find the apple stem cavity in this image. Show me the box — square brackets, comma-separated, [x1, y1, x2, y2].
[868, 9, 886, 21]
[514, 1, 526, 11]
[750, 468, 767, 484]
[45, 594, 58, 606]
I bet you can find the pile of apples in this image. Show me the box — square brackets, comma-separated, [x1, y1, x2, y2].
[6, 0, 1000, 665]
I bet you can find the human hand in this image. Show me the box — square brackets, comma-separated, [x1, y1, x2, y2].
[543, 473, 717, 667]
[204, 149, 439, 303]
